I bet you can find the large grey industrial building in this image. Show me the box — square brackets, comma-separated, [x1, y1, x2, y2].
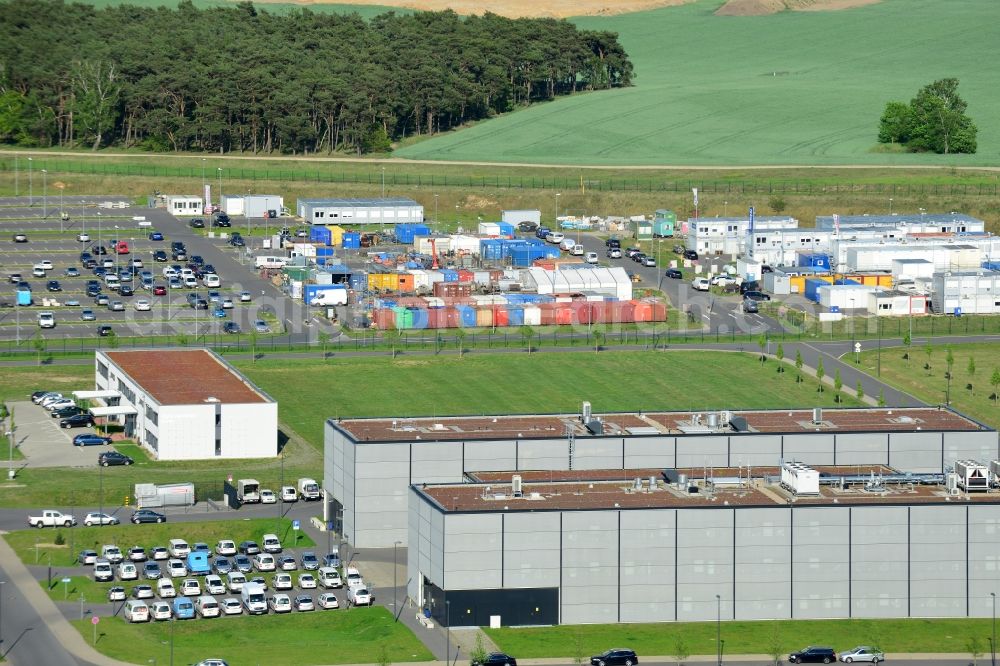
[324, 406, 1000, 627]
[296, 197, 423, 226]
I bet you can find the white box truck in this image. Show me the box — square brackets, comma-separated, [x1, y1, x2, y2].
[237, 479, 261, 504]
[298, 478, 321, 501]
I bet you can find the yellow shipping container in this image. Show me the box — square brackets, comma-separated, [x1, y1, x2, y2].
[368, 273, 400, 291]
[327, 225, 346, 246]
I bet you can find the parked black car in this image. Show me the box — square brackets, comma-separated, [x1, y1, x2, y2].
[119, 284, 135, 297]
[51, 406, 83, 419]
[472, 653, 517, 666]
[91, 245, 107, 255]
[99, 451, 134, 467]
[60, 413, 95, 429]
[238, 540, 260, 556]
[517, 221, 537, 232]
[189, 218, 205, 229]
[46, 280, 62, 292]
[153, 250, 167, 262]
[590, 649, 638, 666]
[664, 268, 683, 279]
[223, 322, 241, 334]
[96, 325, 113, 337]
[131, 509, 166, 523]
[787, 646, 836, 664]
[743, 290, 771, 302]
[605, 238, 621, 248]
[228, 235, 244, 247]
[683, 249, 699, 260]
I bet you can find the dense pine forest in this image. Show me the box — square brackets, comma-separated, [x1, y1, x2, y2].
[0, 0, 633, 154]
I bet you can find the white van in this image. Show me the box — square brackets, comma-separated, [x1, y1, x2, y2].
[123, 600, 150, 623]
[168, 539, 190, 558]
[93, 559, 114, 582]
[569, 244, 585, 256]
[345, 567, 364, 589]
[156, 579, 176, 598]
[37, 312, 55, 329]
[318, 567, 343, 589]
[101, 545, 123, 563]
[104, 274, 120, 290]
[584, 252, 599, 264]
[308, 288, 348, 307]
[202, 274, 221, 287]
[241, 582, 267, 615]
[195, 595, 220, 618]
[226, 571, 246, 593]
[691, 277, 710, 292]
[118, 562, 138, 580]
[254, 256, 289, 269]
[261, 534, 281, 554]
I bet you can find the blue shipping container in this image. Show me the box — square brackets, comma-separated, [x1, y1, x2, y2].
[309, 226, 332, 245]
[982, 261, 1000, 271]
[797, 253, 831, 270]
[316, 247, 335, 257]
[507, 306, 524, 326]
[408, 307, 429, 330]
[834, 279, 860, 286]
[349, 272, 367, 290]
[441, 269, 459, 282]
[303, 284, 347, 303]
[498, 222, 515, 236]
[16, 288, 31, 306]
[396, 224, 431, 244]
[343, 232, 361, 249]
[455, 305, 477, 327]
[804, 278, 828, 302]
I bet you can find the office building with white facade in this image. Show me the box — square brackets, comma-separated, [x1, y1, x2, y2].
[92, 349, 278, 461]
[297, 197, 424, 226]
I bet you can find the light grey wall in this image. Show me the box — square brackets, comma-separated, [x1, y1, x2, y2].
[414, 497, 1000, 626]
[326, 420, 999, 548]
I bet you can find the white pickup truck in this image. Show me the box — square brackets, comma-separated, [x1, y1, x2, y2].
[28, 510, 77, 528]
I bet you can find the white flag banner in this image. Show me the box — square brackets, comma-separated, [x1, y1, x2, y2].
[692, 188, 699, 207]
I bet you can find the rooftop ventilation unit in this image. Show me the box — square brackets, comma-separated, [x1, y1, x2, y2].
[812, 407, 823, 424]
[781, 461, 820, 495]
[954, 460, 988, 493]
[706, 412, 720, 429]
[581, 401, 592, 424]
[511, 475, 523, 498]
[730, 416, 750, 433]
[585, 419, 603, 435]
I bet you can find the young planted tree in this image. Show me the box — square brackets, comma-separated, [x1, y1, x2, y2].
[856, 380, 864, 401]
[924, 340, 933, 374]
[795, 350, 804, 383]
[383, 328, 402, 359]
[878, 389, 886, 407]
[455, 329, 468, 359]
[833, 368, 843, 402]
[967, 357, 976, 394]
[758, 334, 767, 364]
[766, 625, 784, 666]
[469, 633, 488, 666]
[519, 326, 535, 354]
[591, 329, 605, 353]
[319, 331, 331, 361]
[32, 333, 46, 366]
[902, 332, 911, 363]
[966, 635, 983, 666]
[816, 358, 825, 392]
[672, 634, 690, 666]
[992, 368, 1000, 404]
[775, 343, 784, 373]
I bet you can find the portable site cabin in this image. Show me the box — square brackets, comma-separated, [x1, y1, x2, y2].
[297, 198, 424, 227]
[165, 195, 203, 217]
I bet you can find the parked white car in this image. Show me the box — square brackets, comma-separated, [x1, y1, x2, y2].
[123, 600, 150, 623]
[180, 578, 201, 597]
[252, 553, 276, 572]
[317, 592, 340, 610]
[268, 594, 292, 614]
[134, 299, 151, 311]
[226, 571, 246, 593]
[168, 539, 190, 558]
[273, 574, 293, 591]
[195, 595, 220, 618]
[215, 540, 237, 556]
[156, 579, 176, 598]
[221, 597, 243, 615]
[347, 586, 372, 606]
[691, 277, 710, 291]
[318, 567, 343, 589]
[345, 567, 364, 589]
[166, 559, 187, 578]
[150, 601, 172, 621]
[260, 489, 277, 504]
[117, 562, 138, 580]
[204, 575, 226, 595]
[299, 573, 317, 589]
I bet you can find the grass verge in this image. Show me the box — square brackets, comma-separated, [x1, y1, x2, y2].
[857, 341, 1000, 429]
[71, 605, 431, 665]
[5, 517, 314, 568]
[486, 617, 991, 657]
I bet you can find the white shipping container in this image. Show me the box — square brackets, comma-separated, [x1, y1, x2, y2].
[473, 271, 492, 286]
[449, 235, 482, 255]
[817, 284, 877, 310]
[409, 270, 431, 291]
[413, 236, 452, 255]
[292, 243, 317, 258]
[522, 305, 542, 326]
[478, 222, 501, 236]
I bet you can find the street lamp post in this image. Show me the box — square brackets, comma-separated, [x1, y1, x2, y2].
[434, 195, 439, 229]
[716, 594, 722, 666]
[27, 157, 33, 206]
[889, 198, 894, 215]
[42, 169, 48, 218]
[217, 168, 223, 211]
[99, 460, 104, 527]
[13, 155, 17, 197]
[169, 616, 175, 666]
[381, 167, 386, 199]
[201, 159, 206, 200]
[393, 540, 401, 622]
[991, 592, 996, 666]
[724, 201, 728, 217]
[555, 193, 561, 223]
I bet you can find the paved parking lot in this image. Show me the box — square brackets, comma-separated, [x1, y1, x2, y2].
[7, 400, 102, 468]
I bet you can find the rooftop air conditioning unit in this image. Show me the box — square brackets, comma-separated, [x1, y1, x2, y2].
[512, 475, 523, 498]
[812, 407, 823, 424]
[581, 401, 592, 424]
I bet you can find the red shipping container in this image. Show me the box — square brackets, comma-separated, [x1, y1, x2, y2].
[532, 260, 555, 271]
[555, 305, 573, 326]
[539, 303, 557, 325]
[373, 308, 396, 330]
[492, 306, 510, 327]
[489, 270, 505, 282]
[575, 303, 595, 325]
[457, 269, 474, 283]
[648, 300, 667, 321]
[592, 303, 609, 324]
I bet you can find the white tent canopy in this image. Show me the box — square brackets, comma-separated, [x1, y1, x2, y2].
[72, 390, 121, 400]
[88, 406, 137, 417]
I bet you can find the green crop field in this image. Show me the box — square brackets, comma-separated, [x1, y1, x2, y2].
[397, 0, 1000, 166]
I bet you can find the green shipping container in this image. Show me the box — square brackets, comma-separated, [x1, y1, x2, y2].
[632, 220, 653, 241]
[392, 306, 414, 329]
[653, 210, 676, 237]
[283, 267, 311, 282]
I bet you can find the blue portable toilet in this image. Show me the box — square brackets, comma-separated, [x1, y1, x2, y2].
[16, 287, 31, 306]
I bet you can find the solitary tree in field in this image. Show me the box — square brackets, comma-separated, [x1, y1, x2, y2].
[795, 350, 804, 382]
[991, 368, 1000, 404]
[816, 358, 825, 392]
[966, 635, 983, 666]
[968, 357, 976, 395]
[758, 334, 767, 364]
[878, 78, 977, 154]
[768, 196, 787, 214]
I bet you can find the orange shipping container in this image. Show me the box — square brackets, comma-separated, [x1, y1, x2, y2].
[492, 306, 510, 327]
[397, 273, 415, 293]
[475, 306, 494, 328]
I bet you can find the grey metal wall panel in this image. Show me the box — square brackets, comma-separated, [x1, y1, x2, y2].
[910, 505, 966, 617]
[676, 509, 734, 622]
[968, 504, 1000, 617]
[792, 507, 849, 618]
[573, 438, 624, 470]
[735, 508, 791, 620]
[561, 511, 619, 625]
[783, 434, 836, 465]
[944, 431, 999, 467]
[889, 432, 943, 472]
[850, 506, 908, 617]
[410, 442, 465, 484]
[503, 512, 560, 588]
[444, 513, 502, 590]
[835, 433, 889, 466]
[729, 434, 782, 467]
[623, 437, 675, 469]
[517, 439, 569, 470]
[675, 436, 728, 468]
[341, 435, 357, 548]
[430, 504, 445, 587]
[408, 489, 421, 605]
[464, 440, 517, 472]
[619, 510, 676, 623]
[414, 490, 439, 592]
[351, 444, 410, 547]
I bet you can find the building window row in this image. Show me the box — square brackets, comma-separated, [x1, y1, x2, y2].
[145, 405, 158, 426]
[117, 379, 136, 405]
[97, 361, 109, 380]
[145, 429, 158, 451]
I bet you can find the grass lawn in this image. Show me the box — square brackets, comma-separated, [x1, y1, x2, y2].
[238, 350, 859, 452]
[857, 341, 1000, 429]
[0, 365, 91, 404]
[398, 0, 1000, 167]
[5, 518, 313, 568]
[485, 617, 992, 657]
[72, 605, 431, 666]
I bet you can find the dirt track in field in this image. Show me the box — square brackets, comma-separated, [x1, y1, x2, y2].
[715, 0, 880, 16]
